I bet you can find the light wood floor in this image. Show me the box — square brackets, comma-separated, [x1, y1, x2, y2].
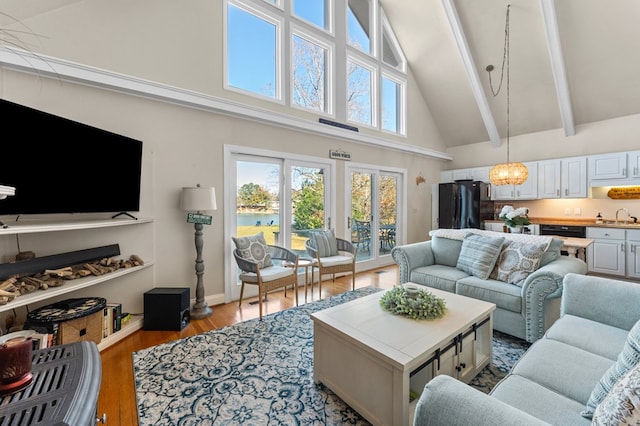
[97, 265, 399, 425]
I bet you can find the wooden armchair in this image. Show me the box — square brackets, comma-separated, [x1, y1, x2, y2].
[234, 245, 299, 319]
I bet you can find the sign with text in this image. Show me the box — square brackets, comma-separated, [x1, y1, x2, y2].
[329, 150, 352, 161]
[186, 213, 212, 225]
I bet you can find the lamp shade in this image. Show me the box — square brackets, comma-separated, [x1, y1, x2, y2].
[181, 186, 217, 212]
[489, 162, 528, 186]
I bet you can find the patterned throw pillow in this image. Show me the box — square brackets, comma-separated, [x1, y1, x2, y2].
[583, 319, 640, 419]
[232, 232, 273, 268]
[592, 362, 640, 425]
[456, 233, 505, 280]
[489, 240, 551, 286]
[311, 229, 339, 257]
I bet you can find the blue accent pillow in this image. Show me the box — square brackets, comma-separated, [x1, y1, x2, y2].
[312, 229, 339, 257]
[583, 318, 640, 418]
[456, 233, 505, 280]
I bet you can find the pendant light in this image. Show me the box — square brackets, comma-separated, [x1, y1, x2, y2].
[487, 4, 528, 186]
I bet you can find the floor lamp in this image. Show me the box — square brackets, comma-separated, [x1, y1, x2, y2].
[181, 185, 217, 319]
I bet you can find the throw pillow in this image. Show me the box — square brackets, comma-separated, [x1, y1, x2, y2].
[232, 232, 273, 268]
[582, 318, 640, 419]
[592, 362, 640, 425]
[489, 240, 551, 286]
[312, 229, 339, 257]
[456, 233, 505, 280]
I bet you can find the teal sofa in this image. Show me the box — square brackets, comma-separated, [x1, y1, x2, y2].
[391, 229, 587, 343]
[413, 273, 640, 425]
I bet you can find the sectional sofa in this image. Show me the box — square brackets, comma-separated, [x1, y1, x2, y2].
[413, 273, 640, 425]
[391, 229, 587, 343]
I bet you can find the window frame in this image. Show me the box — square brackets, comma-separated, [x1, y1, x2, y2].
[290, 24, 335, 116]
[224, 0, 285, 104]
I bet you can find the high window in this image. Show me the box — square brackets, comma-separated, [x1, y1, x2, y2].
[225, 0, 406, 135]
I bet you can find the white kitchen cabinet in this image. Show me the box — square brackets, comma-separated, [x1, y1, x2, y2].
[626, 229, 640, 279]
[589, 153, 627, 180]
[629, 151, 640, 179]
[440, 170, 454, 183]
[493, 162, 538, 200]
[537, 157, 587, 199]
[587, 227, 626, 276]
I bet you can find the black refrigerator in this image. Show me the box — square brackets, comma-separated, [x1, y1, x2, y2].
[438, 180, 494, 229]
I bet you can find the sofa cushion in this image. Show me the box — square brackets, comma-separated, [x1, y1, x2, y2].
[456, 276, 522, 313]
[540, 237, 563, 267]
[511, 339, 614, 405]
[545, 315, 628, 361]
[410, 265, 468, 293]
[490, 374, 591, 425]
[592, 362, 640, 425]
[431, 236, 463, 267]
[583, 318, 640, 418]
[456, 233, 505, 279]
[232, 232, 273, 268]
[311, 229, 339, 257]
[490, 239, 550, 286]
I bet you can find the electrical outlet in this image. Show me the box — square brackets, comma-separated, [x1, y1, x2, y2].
[564, 208, 571, 215]
[574, 208, 581, 216]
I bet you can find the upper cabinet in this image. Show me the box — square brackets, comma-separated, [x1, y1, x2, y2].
[441, 167, 492, 183]
[537, 157, 587, 199]
[589, 152, 628, 180]
[589, 151, 640, 184]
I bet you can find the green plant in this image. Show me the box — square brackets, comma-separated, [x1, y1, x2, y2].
[379, 286, 447, 320]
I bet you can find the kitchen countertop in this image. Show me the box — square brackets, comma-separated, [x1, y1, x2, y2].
[485, 218, 640, 229]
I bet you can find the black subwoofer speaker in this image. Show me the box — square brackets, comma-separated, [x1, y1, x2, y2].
[143, 287, 190, 331]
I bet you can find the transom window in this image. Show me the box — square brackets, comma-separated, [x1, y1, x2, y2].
[224, 0, 406, 135]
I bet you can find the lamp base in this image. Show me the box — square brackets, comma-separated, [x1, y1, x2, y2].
[190, 304, 212, 319]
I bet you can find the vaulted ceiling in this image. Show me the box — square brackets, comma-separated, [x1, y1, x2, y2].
[2, 0, 640, 149]
[380, 0, 640, 147]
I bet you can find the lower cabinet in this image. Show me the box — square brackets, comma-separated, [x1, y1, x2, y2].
[587, 227, 626, 276]
[627, 230, 640, 279]
[409, 317, 492, 397]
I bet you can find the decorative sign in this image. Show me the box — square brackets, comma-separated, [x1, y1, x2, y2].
[329, 149, 352, 161]
[607, 187, 640, 199]
[187, 213, 212, 225]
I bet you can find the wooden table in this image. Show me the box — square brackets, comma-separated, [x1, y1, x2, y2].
[552, 236, 594, 261]
[311, 286, 495, 425]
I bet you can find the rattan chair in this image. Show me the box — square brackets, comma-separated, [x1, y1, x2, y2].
[305, 236, 357, 298]
[234, 245, 299, 319]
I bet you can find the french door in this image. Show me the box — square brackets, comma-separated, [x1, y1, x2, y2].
[225, 147, 333, 302]
[346, 163, 405, 266]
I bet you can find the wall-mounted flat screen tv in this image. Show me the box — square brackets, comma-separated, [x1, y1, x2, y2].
[0, 99, 143, 216]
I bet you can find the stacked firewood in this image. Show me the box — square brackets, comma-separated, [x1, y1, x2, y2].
[0, 254, 144, 305]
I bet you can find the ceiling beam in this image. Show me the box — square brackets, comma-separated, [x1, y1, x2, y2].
[540, 0, 575, 137]
[442, 0, 501, 147]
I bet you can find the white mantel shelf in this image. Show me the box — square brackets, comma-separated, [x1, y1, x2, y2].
[0, 262, 153, 313]
[0, 217, 152, 235]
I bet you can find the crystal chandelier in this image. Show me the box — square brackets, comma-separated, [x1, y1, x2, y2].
[487, 4, 528, 186]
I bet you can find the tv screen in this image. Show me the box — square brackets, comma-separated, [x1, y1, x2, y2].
[0, 99, 143, 216]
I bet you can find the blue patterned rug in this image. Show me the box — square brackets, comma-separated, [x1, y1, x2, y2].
[133, 287, 530, 425]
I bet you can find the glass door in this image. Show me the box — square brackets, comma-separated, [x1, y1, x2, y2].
[228, 152, 332, 301]
[348, 165, 402, 265]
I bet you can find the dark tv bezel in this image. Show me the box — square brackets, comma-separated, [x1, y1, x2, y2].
[0, 99, 143, 216]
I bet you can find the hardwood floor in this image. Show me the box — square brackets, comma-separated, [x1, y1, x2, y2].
[97, 265, 399, 425]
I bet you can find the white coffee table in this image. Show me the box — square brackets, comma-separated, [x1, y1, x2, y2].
[311, 285, 496, 426]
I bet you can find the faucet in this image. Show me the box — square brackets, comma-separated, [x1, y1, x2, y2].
[616, 208, 630, 224]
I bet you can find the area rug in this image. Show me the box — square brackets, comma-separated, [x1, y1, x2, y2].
[133, 287, 530, 425]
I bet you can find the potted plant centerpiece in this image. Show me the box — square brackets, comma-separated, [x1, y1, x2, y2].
[498, 205, 531, 233]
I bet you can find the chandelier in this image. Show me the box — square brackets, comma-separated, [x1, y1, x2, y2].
[487, 4, 528, 186]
